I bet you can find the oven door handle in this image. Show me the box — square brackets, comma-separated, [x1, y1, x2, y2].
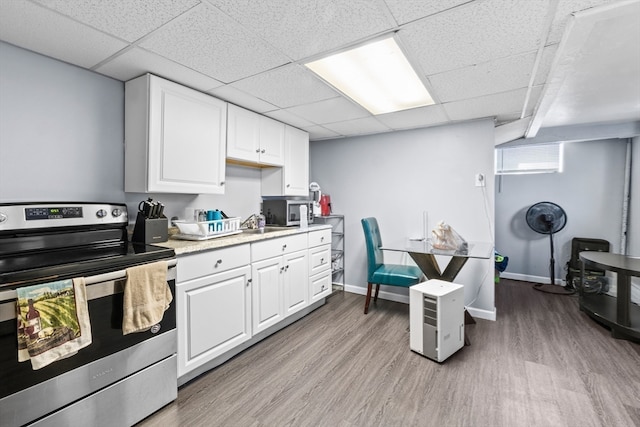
[0, 259, 176, 321]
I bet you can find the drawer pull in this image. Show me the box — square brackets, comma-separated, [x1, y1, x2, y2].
[282, 244, 287, 251]
[320, 258, 325, 263]
[214, 259, 223, 268]
[321, 236, 324, 242]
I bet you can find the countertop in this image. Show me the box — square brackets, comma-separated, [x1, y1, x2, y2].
[155, 224, 332, 255]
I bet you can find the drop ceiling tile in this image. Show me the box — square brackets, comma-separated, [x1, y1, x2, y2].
[303, 125, 341, 141]
[399, 0, 548, 75]
[375, 105, 450, 130]
[547, 0, 616, 44]
[443, 88, 530, 122]
[32, 0, 200, 42]
[95, 47, 223, 91]
[0, 0, 127, 68]
[429, 52, 536, 103]
[230, 64, 339, 108]
[284, 97, 370, 125]
[264, 109, 315, 129]
[322, 117, 390, 136]
[140, 3, 290, 83]
[208, 0, 395, 60]
[494, 85, 542, 125]
[208, 85, 278, 114]
[382, 0, 471, 25]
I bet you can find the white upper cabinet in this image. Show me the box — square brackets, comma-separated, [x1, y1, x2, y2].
[227, 104, 284, 166]
[125, 74, 227, 194]
[261, 125, 309, 197]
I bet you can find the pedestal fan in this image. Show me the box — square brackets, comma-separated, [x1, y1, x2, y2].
[525, 201, 573, 295]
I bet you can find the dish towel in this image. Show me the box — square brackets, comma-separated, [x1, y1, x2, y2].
[16, 278, 92, 370]
[122, 260, 172, 335]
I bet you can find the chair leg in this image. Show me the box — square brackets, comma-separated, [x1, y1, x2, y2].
[364, 282, 373, 314]
[374, 284, 380, 302]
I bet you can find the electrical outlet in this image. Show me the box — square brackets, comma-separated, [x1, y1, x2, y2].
[475, 173, 485, 187]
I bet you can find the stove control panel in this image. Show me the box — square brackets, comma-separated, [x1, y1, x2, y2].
[0, 203, 129, 231]
[25, 206, 84, 221]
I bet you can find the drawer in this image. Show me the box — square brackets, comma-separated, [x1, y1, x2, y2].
[177, 244, 250, 282]
[309, 244, 331, 276]
[308, 228, 331, 248]
[251, 233, 307, 262]
[310, 269, 332, 301]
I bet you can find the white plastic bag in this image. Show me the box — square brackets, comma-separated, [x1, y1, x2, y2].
[432, 221, 467, 251]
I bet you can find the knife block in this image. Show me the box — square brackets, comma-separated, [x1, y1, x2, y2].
[132, 212, 168, 244]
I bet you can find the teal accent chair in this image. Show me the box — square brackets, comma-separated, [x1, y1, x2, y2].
[361, 217, 423, 314]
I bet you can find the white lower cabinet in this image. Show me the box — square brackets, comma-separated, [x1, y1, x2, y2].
[251, 234, 308, 334]
[176, 245, 251, 377]
[308, 229, 332, 303]
[283, 250, 309, 316]
[176, 229, 330, 381]
[251, 256, 284, 333]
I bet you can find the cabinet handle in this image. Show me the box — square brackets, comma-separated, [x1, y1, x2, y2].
[280, 266, 285, 273]
[261, 149, 265, 154]
[286, 184, 290, 188]
[320, 258, 325, 263]
[221, 181, 225, 186]
[282, 244, 287, 251]
[214, 259, 222, 268]
[256, 148, 260, 153]
[285, 265, 289, 271]
[247, 278, 252, 287]
[320, 236, 324, 242]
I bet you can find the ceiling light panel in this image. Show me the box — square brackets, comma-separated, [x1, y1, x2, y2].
[305, 37, 435, 115]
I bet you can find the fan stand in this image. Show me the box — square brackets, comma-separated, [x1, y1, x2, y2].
[533, 230, 575, 295]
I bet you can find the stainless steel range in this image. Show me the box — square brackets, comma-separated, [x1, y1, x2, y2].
[0, 202, 177, 427]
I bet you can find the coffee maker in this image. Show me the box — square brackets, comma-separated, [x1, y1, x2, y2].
[309, 182, 322, 216]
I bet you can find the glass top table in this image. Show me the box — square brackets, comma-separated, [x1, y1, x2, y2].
[382, 239, 493, 282]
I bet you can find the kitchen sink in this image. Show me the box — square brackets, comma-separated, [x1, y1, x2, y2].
[241, 227, 289, 234]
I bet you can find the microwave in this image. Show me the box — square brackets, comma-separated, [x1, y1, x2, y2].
[263, 199, 314, 226]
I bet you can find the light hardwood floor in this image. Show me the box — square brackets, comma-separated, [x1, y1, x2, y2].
[138, 279, 640, 427]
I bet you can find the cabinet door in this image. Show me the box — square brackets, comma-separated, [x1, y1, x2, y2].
[283, 126, 309, 196]
[227, 104, 260, 163]
[284, 250, 309, 316]
[177, 265, 251, 377]
[148, 76, 227, 194]
[258, 117, 284, 166]
[252, 256, 284, 334]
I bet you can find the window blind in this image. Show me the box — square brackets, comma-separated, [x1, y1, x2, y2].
[495, 143, 562, 175]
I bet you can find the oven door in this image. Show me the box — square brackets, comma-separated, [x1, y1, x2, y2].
[0, 261, 177, 426]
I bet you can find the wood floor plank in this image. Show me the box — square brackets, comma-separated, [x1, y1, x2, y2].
[138, 280, 640, 427]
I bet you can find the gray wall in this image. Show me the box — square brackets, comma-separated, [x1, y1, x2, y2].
[0, 42, 124, 203]
[495, 139, 632, 283]
[0, 42, 263, 223]
[309, 120, 497, 319]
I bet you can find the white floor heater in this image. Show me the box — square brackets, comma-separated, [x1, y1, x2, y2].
[409, 279, 465, 362]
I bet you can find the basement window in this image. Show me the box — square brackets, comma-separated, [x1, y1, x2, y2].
[495, 143, 563, 175]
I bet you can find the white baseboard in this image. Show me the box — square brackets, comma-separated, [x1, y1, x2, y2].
[344, 284, 496, 321]
[500, 272, 564, 285]
[466, 306, 496, 321]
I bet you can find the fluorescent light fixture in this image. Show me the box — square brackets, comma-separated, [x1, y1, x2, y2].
[305, 36, 435, 115]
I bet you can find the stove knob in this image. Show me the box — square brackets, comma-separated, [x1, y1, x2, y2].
[112, 208, 122, 217]
[96, 209, 107, 218]
[0, 212, 6, 223]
